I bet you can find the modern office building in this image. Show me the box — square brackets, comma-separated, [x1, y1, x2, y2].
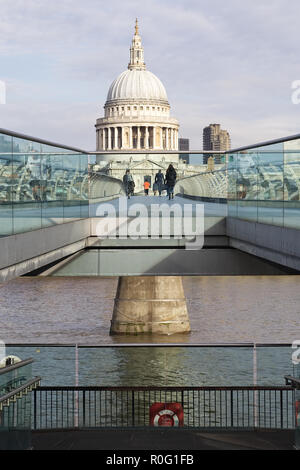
[203, 124, 231, 164]
[179, 138, 189, 151]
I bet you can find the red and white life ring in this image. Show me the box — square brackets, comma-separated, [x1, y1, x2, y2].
[153, 408, 179, 427]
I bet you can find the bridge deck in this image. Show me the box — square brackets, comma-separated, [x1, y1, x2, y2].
[0, 197, 299, 281]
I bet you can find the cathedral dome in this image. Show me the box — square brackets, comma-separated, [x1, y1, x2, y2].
[106, 69, 169, 104]
[95, 19, 179, 156]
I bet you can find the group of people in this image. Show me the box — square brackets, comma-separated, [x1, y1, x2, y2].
[123, 165, 177, 200]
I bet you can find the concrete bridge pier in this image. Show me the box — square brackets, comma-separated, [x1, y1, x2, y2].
[110, 276, 190, 335]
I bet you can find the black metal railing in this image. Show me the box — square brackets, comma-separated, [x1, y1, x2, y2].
[0, 376, 41, 432]
[32, 385, 295, 430]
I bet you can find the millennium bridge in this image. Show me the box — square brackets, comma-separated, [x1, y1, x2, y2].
[1, 128, 300, 331]
[0, 128, 300, 449]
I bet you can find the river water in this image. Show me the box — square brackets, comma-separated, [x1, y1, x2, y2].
[0, 275, 299, 387]
[0, 275, 299, 345]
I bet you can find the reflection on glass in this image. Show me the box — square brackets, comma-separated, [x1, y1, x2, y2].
[283, 139, 300, 229]
[80, 154, 89, 218]
[13, 137, 42, 233]
[236, 151, 258, 222]
[0, 132, 91, 236]
[228, 139, 300, 229]
[2, 131, 300, 235]
[0, 134, 13, 235]
[227, 153, 237, 218]
[0, 362, 32, 397]
[175, 155, 227, 207]
[0, 360, 34, 449]
[40, 144, 64, 227]
[257, 144, 284, 226]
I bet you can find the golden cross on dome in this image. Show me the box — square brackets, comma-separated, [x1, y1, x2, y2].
[135, 18, 139, 35]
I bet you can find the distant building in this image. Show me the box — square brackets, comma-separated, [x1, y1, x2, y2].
[179, 138, 189, 151]
[179, 138, 190, 164]
[203, 124, 231, 164]
[94, 20, 183, 192]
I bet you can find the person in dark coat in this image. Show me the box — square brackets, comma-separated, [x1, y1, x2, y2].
[165, 164, 177, 200]
[154, 169, 164, 196]
[123, 169, 135, 199]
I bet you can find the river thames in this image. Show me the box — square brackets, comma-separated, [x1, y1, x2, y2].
[0, 275, 299, 344]
[1, 275, 299, 387]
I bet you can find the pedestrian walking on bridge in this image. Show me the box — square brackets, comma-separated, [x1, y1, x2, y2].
[165, 164, 177, 200]
[155, 169, 164, 196]
[123, 169, 135, 199]
[143, 180, 150, 196]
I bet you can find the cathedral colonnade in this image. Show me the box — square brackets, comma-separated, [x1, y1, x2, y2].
[97, 125, 179, 151]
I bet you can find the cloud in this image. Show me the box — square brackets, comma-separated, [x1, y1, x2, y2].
[0, 0, 300, 149]
[0, 102, 97, 149]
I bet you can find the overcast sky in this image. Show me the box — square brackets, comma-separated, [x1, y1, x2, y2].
[0, 0, 299, 150]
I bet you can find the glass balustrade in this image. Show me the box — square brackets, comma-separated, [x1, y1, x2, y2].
[0, 131, 90, 236]
[175, 136, 300, 230]
[0, 359, 32, 397]
[2, 130, 300, 235]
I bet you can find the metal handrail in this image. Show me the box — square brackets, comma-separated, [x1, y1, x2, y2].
[0, 127, 88, 153]
[285, 375, 300, 389]
[227, 132, 300, 154]
[0, 358, 34, 376]
[36, 385, 293, 392]
[1, 126, 300, 156]
[0, 376, 41, 405]
[33, 384, 295, 430]
[92, 150, 224, 154]
[5, 342, 294, 348]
